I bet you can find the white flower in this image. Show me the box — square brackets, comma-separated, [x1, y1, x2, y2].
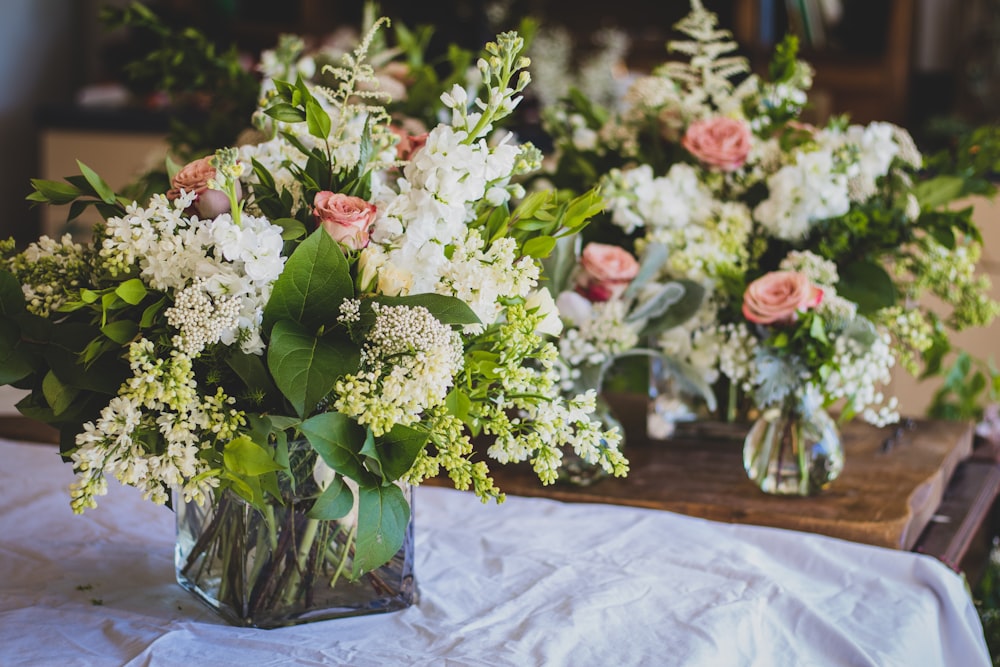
[527, 288, 564, 336]
[556, 290, 594, 328]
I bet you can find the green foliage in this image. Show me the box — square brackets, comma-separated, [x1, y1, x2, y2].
[927, 352, 1000, 421]
[99, 2, 259, 157]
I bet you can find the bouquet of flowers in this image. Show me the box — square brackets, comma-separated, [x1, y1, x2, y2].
[540, 0, 1000, 429]
[4, 21, 625, 624]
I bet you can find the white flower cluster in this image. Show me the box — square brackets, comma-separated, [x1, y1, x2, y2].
[334, 304, 464, 436]
[823, 324, 899, 427]
[363, 76, 534, 326]
[555, 298, 639, 389]
[70, 338, 244, 513]
[165, 277, 242, 356]
[604, 165, 752, 285]
[487, 389, 626, 483]
[99, 194, 286, 355]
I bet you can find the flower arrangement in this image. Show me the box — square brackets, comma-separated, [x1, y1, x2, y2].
[540, 0, 1000, 425]
[3, 20, 625, 617]
[543, 240, 708, 404]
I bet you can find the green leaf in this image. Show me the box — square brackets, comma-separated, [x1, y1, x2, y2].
[372, 293, 481, 326]
[0, 270, 26, 316]
[307, 475, 354, 520]
[913, 175, 965, 209]
[638, 280, 705, 337]
[623, 242, 668, 301]
[353, 484, 409, 576]
[837, 261, 897, 314]
[76, 161, 117, 205]
[522, 235, 557, 259]
[101, 320, 138, 344]
[445, 388, 472, 422]
[27, 178, 83, 205]
[139, 298, 166, 328]
[300, 411, 373, 484]
[305, 98, 332, 139]
[0, 321, 32, 384]
[626, 281, 685, 325]
[262, 229, 353, 334]
[114, 279, 147, 306]
[372, 424, 428, 482]
[42, 370, 78, 416]
[539, 234, 579, 297]
[264, 102, 306, 123]
[223, 435, 284, 476]
[273, 217, 308, 240]
[267, 320, 359, 417]
[225, 350, 280, 403]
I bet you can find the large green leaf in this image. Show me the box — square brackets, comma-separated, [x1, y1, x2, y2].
[0, 270, 25, 316]
[267, 320, 358, 418]
[262, 229, 353, 334]
[307, 476, 354, 520]
[0, 321, 32, 385]
[371, 293, 481, 327]
[363, 423, 428, 482]
[353, 484, 409, 576]
[223, 435, 284, 476]
[837, 260, 897, 314]
[42, 370, 79, 416]
[300, 411, 373, 484]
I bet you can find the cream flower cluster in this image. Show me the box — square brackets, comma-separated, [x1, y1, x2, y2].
[99, 194, 286, 355]
[8, 233, 86, 317]
[70, 338, 244, 513]
[334, 303, 464, 436]
[555, 298, 640, 390]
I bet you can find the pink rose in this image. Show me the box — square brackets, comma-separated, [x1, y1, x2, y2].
[313, 191, 377, 250]
[681, 117, 752, 171]
[390, 123, 429, 162]
[576, 243, 640, 302]
[167, 156, 240, 219]
[742, 271, 823, 326]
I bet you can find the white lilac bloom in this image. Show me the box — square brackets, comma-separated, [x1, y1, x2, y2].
[101, 198, 285, 356]
[333, 303, 464, 436]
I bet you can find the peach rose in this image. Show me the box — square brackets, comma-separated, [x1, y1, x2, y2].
[313, 191, 377, 250]
[742, 271, 823, 326]
[167, 156, 240, 219]
[392, 128, 429, 162]
[681, 117, 752, 171]
[576, 243, 640, 302]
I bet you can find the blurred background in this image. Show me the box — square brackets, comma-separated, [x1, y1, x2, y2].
[1, 0, 997, 243]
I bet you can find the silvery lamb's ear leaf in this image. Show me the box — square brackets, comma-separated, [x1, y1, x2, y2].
[623, 242, 668, 301]
[626, 281, 685, 324]
[638, 280, 706, 337]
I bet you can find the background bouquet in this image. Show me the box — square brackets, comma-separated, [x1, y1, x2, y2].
[540, 0, 1000, 428]
[2, 20, 625, 622]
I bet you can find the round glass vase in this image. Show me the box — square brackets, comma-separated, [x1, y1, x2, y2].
[175, 444, 417, 628]
[742, 403, 844, 496]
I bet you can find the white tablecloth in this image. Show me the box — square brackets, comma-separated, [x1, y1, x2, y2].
[0, 439, 990, 667]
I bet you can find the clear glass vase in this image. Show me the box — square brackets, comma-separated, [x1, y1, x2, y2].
[742, 403, 844, 496]
[647, 353, 706, 440]
[175, 445, 417, 628]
